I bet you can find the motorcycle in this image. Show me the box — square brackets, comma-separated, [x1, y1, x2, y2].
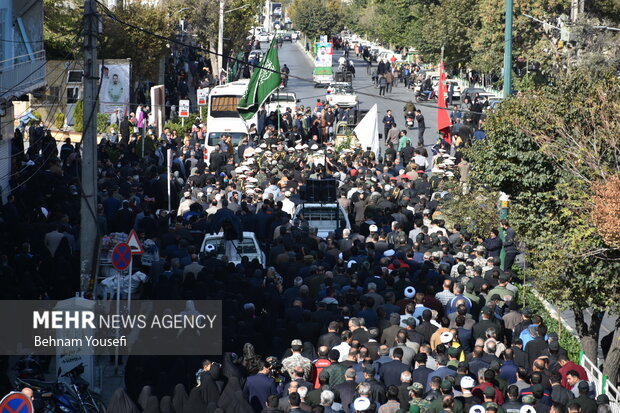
[16, 363, 106, 413]
[16, 355, 46, 380]
[415, 89, 437, 103]
[405, 111, 415, 129]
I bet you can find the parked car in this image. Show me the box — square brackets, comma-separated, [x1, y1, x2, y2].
[248, 50, 263, 62]
[200, 232, 266, 266]
[256, 32, 273, 42]
[292, 204, 351, 239]
[461, 87, 487, 100]
[265, 92, 299, 114]
[445, 80, 462, 100]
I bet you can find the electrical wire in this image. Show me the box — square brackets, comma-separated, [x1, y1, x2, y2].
[93, 0, 493, 116]
[0, 38, 85, 162]
[0, 35, 83, 182]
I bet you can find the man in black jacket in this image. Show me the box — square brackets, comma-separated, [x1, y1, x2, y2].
[209, 145, 226, 172]
[501, 219, 519, 270]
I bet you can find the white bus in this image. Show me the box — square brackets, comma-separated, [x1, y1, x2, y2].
[205, 79, 256, 160]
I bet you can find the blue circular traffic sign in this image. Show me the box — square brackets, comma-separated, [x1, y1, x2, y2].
[112, 242, 132, 271]
[0, 392, 33, 413]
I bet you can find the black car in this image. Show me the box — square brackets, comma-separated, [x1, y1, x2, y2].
[282, 33, 292, 42]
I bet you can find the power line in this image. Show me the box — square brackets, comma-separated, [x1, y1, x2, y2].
[93, 0, 492, 116]
[0, 29, 81, 98]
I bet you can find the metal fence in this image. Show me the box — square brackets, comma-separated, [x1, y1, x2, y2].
[580, 351, 620, 413]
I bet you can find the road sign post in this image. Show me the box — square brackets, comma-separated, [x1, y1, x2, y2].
[126, 230, 144, 314]
[197, 88, 208, 123]
[111, 242, 131, 373]
[179, 99, 190, 127]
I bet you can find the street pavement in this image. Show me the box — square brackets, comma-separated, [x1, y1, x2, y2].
[277, 41, 440, 157]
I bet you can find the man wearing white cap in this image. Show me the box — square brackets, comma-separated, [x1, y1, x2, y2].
[177, 191, 194, 217]
[282, 190, 296, 216]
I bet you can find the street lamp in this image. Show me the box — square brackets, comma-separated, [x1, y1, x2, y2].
[217, 2, 251, 82]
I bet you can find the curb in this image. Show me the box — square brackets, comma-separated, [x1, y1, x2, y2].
[294, 38, 315, 66]
[531, 288, 581, 340]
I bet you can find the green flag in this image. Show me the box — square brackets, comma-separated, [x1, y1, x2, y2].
[237, 39, 281, 121]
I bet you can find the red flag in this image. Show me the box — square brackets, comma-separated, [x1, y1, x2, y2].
[437, 62, 452, 144]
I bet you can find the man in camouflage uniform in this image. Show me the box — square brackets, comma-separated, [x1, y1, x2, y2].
[408, 382, 431, 413]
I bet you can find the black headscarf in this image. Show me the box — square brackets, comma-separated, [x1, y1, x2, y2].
[138, 385, 153, 411]
[184, 387, 209, 413]
[222, 353, 242, 380]
[106, 388, 140, 413]
[198, 372, 221, 406]
[173, 383, 189, 413]
[217, 376, 242, 411]
[159, 396, 174, 413]
[225, 390, 254, 413]
[144, 396, 161, 413]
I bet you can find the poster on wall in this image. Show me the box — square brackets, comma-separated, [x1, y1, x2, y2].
[99, 63, 130, 116]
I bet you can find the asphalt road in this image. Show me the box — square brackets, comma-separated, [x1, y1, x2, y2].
[275, 41, 440, 155]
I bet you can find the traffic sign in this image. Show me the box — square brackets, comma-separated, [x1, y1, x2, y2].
[127, 230, 144, 255]
[0, 392, 33, 413]
[111, 243, 132, 271]
[197, 88, 208, 106]
[179, 99, 190, 118]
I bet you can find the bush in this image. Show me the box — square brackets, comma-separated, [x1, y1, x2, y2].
[54, 112, 65, 129]
[29, 110, 42, 127]
[163, 113, 201, 138]
[73, 99, 84, 132]
[97, 113, 110, 133]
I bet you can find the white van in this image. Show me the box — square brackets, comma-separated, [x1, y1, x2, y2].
[205, 80, 256, 161]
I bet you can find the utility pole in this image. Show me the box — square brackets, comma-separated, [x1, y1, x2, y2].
[217, 0, 225, 84]
[502, 0, 513, 98]
[440, 45, 444, 63]
[570, 0, 583, 22]
[80, 0, 99, 294]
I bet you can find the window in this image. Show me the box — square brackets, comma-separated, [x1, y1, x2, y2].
[207, 132, 247, 147]
[298, 207, 346, 227]
[204, 237, 258, 255]
[67, 87, 80, 104]
[67, 70, 83, 83]
[268, 94, 295, 103]
[209, 95, 240, 117]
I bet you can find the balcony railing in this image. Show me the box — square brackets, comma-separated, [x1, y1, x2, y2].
[0, 50, 47, 98]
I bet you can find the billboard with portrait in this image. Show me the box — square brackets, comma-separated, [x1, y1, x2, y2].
[99, 63, 130, 116]
[315, 41, 333, 68]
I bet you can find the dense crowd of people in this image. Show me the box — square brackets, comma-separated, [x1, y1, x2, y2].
[1, 33, 610, 413]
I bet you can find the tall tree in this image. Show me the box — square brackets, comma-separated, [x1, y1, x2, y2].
[466, 67, 620, 372]
[99, 2, 174, 82]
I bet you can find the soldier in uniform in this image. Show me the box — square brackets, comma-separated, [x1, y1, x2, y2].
[408, 382, 431, 413]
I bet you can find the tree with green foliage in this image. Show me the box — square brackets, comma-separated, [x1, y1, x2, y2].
[413, 0, 479, 64]
[174, 0, 263, 64]
[465, 67, 620, 376]
[289, 0, 344, 41]
[44, 0, 82, 59]
[100, 3, 174, 83]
